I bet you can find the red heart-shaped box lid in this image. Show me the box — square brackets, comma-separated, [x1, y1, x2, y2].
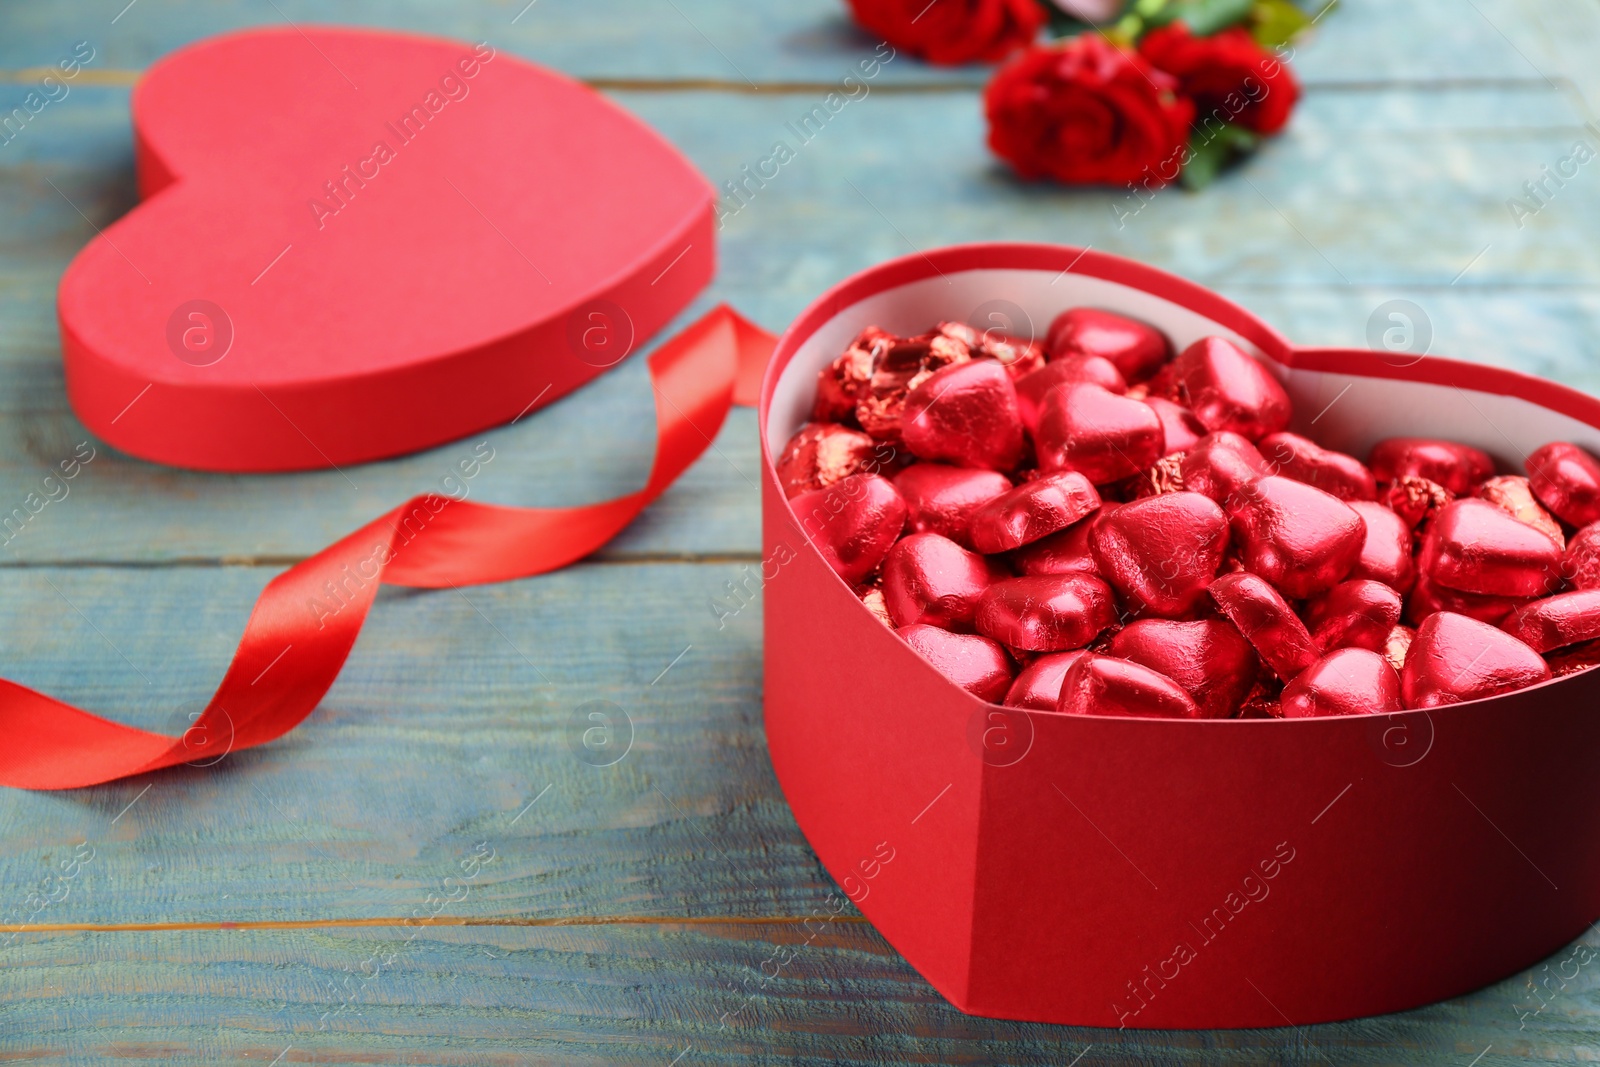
[58, 28, 715, 471]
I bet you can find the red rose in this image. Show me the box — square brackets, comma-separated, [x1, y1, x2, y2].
[1138, 23, 1300, 135]
[984, 36, 1195, 186]
[846, 0, 1044, 66]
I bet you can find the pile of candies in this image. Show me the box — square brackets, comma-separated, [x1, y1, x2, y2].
[776, 309, 1600, 718]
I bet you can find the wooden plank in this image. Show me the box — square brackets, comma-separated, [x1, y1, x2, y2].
[0, 83, 1594, 564]
[0, 0, 1593, 88]
[0, 921, 1581, 1063]
[0, 561, 850, 926]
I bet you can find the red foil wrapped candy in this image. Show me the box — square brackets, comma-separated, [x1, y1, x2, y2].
[1089, 491, 1229, 616]
[969, 471, 1100, 553]
[814, 326, 889, 423]
[1280, 648, 1403, 718]
[1108, 617, 1257, 718]
[898, 624, 1014, 703]
[1527, 441, 1600, 529]
[1475, 475, 1564, 549]
[1035, 381, 1165, 484]
[1303, 579, 1403, 653]
[1226, 476, 1366, 599]
[1015, 356, 1125, 433]
[789, 472, 906, 585]
[881, 532, 1000, 630]
[1145, 397, 1205, 455]
[1369, 437, 1493, 496]
[1209, 571, 1319, 680]
[1002, 649, 1087, 710]
[1381, 475, 1454, 532]
[1010, 515, 1102, 577]
[902, 358, 1025, 471]
[1044, 307, 1170, 383]
[776, 422, 881, 499]
[1500, 589, 1600, 654]
[1401, 611, 1550, 708]
[1405, 569, 1528, 628]
[855, 333, 969, 441]
[1346, 501, 1416, 593]
[975, 573, 1118, 652]
[1056, 653, 1200, 718]
[1258, 432, 1377, 501]
[1563, 523, 1600, 590]
[893, 464, 1013, 549]
[1169, 336, 1291, 442]
[1180, 432, 1270, 505]
[1420, 499, 1562, 598]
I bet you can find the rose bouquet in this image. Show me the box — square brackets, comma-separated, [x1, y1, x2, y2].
[844, 0, 1329, 189]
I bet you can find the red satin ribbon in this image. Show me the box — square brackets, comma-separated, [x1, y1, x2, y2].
[0, 305, 776, 790]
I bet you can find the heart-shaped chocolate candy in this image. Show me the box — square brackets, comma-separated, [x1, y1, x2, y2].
[1500, 589, 1600, 654]
[1259, 432, 1377, 501]
[1015, 356, 1126, 433]
[1564, 523, 1600, 590]
[898, 624, 1014, 703]
[882, 532, 1000, 630]
[790, 473, 906, 585]
[1010, 513, 1102, 577]
[1209, 571, 1319, 680]
[1180, 432, 1270, 504]
[893, 464, 1013, 549]
[969, 471, 1100, 553]
[1045, 307, 1170, 382]
[1405, 570, 1529, 627]
[1280, 648, 1403, 718]
[1369, 438, 1493, 495]
[1108, 618, 1257, 719]
[1089, 492, 1230, 616]
[1401, 611, 1550, 708]
[1421, 499, 1562, 598]
[1169, 337, 1291, 442]
[902, 359, 1025, 471]
[1527, 442, 1600, 528]
[975, 574, 1118, 652]
[776, 423, 880, 499]
[1056, 653, 1200, 718]
[1003, 650, 1087, 710]
[1035, 382, 1165, 484]
[1227, 476, 1366, 599]
[1145, 397, 1205, 454]
[1476, 475, 1564, 549]
[1304, 579, 1403, 653]
[1346, 501, 1416, 593]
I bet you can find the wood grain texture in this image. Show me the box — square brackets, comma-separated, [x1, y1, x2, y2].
[0, 562, 835, 924]
[0, 81, 1596, 562]
[0, 0, 1591, 87]
[1, 0, 1600, 1061]
[1, 922, 1590, 1064]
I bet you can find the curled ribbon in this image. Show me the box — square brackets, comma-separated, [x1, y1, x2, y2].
[0, 305, 775, 790]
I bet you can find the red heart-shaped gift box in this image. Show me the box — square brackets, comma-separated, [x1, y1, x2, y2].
[59, 28, 713, 471]
[760, 243, 1600, 1028]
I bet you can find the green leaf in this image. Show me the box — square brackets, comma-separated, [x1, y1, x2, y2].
[1179, 121, 1260, 190]
[1144, 0, 1254, 35]
[1250, 0, 1319, 46]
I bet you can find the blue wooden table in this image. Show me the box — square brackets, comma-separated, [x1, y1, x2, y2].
[3, 0, 1599, 1062]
